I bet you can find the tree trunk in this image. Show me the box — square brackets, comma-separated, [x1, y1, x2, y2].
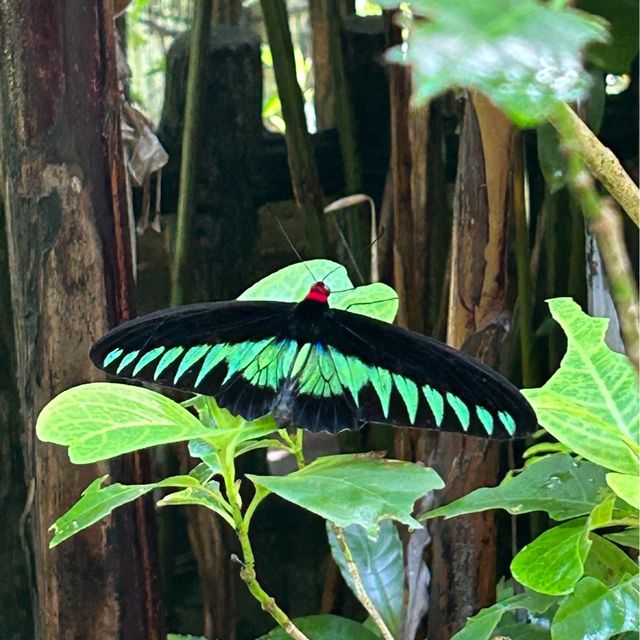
[427, 92, 516, 639]
[0, 2, 164, 638]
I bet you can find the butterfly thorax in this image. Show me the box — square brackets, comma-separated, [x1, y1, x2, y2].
[286, 297, 331, 344]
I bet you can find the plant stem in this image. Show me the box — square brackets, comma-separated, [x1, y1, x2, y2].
[220, 455, 310, 640]
[170, 0, 212, 306]
[279, 428, 306, 468]
[548, 102, 639, 227]
[551, 103, 639, 370]
[329, 523, 396, 640]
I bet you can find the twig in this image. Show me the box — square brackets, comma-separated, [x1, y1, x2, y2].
[221, 455, 310, 640]
[548, 102, 639, 227]
[329, 523, 396, 640]
[551, 103, 640, 370]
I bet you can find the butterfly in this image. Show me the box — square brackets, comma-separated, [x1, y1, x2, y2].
[90, 261, 537, 439]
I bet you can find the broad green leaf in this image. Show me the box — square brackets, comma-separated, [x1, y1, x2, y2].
[584, 534, 639, 586]
[451, 591, 556, 640]
[188, 439, 221, 475]
[494, 621, 551, 640]
[606, 472, 640, 510]
[511, 518, 591, 595]
[551, 575, 640, 640]
[605, 528, 640, 549]
[248, 454, 444, 535]
[36, 383, 214, 463]
[522, 298, 640, 475]
[238, 259, 398, 322]
[422, 454, 608, 521]
[257, 614, 380, 640]
[49, 475, 199, 547]
[327, 520, 403, 636]
[393, 0, 608, 126]
[579, 0, 639, 73]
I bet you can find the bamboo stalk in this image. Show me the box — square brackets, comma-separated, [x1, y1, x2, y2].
[170, 0, 212, 306]
[260, 0, 327, 256]
[548, 102, 639, 227]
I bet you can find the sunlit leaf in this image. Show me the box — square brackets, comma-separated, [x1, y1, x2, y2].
[523, 298, 640, 474]
[511, 518, 592, 595]
[392, 0, 608, 126]
[49, 475, 200, 547]
[422, 454, 609, 521]
[36, 383, 214, 463]
[551, 575, 640, 640]
[248, 454, 443, 536]
[327, 520, 403, 636]
[606, 472, 640, 510]
[238, 259, 398, 322]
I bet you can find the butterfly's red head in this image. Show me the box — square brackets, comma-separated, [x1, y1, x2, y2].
[305, 281, 331, 304]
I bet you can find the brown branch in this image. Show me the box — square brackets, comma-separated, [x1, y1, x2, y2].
[548, 102, 639, 227]
[552, 104, 639, 370]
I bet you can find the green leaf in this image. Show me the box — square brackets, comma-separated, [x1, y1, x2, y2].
[606, 472, 640, 510]
[248, 454, 444, 536]
[522, 298, 640, 475]
[238, 259, 398, 322]
[584, 534, 639, 586]
[604, 528, 640, 549]
[327, 520, 403, 636]
[511, 518, 592, 595]
[36, 383, 214, 463]
[422, 454, 609, 521]
[551, 575, 640, 640]
[579, 0, 639, 73]
[257, 614, 380, 640]
[451, 591, 556, 640]
[49, 475, 199, 547]
[494, 621, 551, 639]
[157, 486, 234, 526]
[395, 0, 608, 126]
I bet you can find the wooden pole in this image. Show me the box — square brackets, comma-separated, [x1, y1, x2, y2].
[0, 2, 164, 637]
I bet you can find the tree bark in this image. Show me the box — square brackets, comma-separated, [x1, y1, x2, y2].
[0, 2, 164, 638]
[427, 92, 515, 639]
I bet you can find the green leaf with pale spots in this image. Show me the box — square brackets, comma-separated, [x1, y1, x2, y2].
[248, 453, 443, 536]
[523, 298, 640, 475]
[36, 383, 215, 463]
[389, 0, 608, 127]
[238, 259, 398, 323]
[49, 475, 202, 547]
[421, 453, 609, 522]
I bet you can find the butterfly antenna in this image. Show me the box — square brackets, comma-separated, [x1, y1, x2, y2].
[271, 211, 318, 282]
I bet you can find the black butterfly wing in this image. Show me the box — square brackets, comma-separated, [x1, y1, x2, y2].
[285, 308, 536, 438]
[90, 301, 299, 421]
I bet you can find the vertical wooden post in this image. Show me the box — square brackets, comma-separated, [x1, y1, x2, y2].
[0, 2, 164, 638]
[427, 92, 515, 639]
